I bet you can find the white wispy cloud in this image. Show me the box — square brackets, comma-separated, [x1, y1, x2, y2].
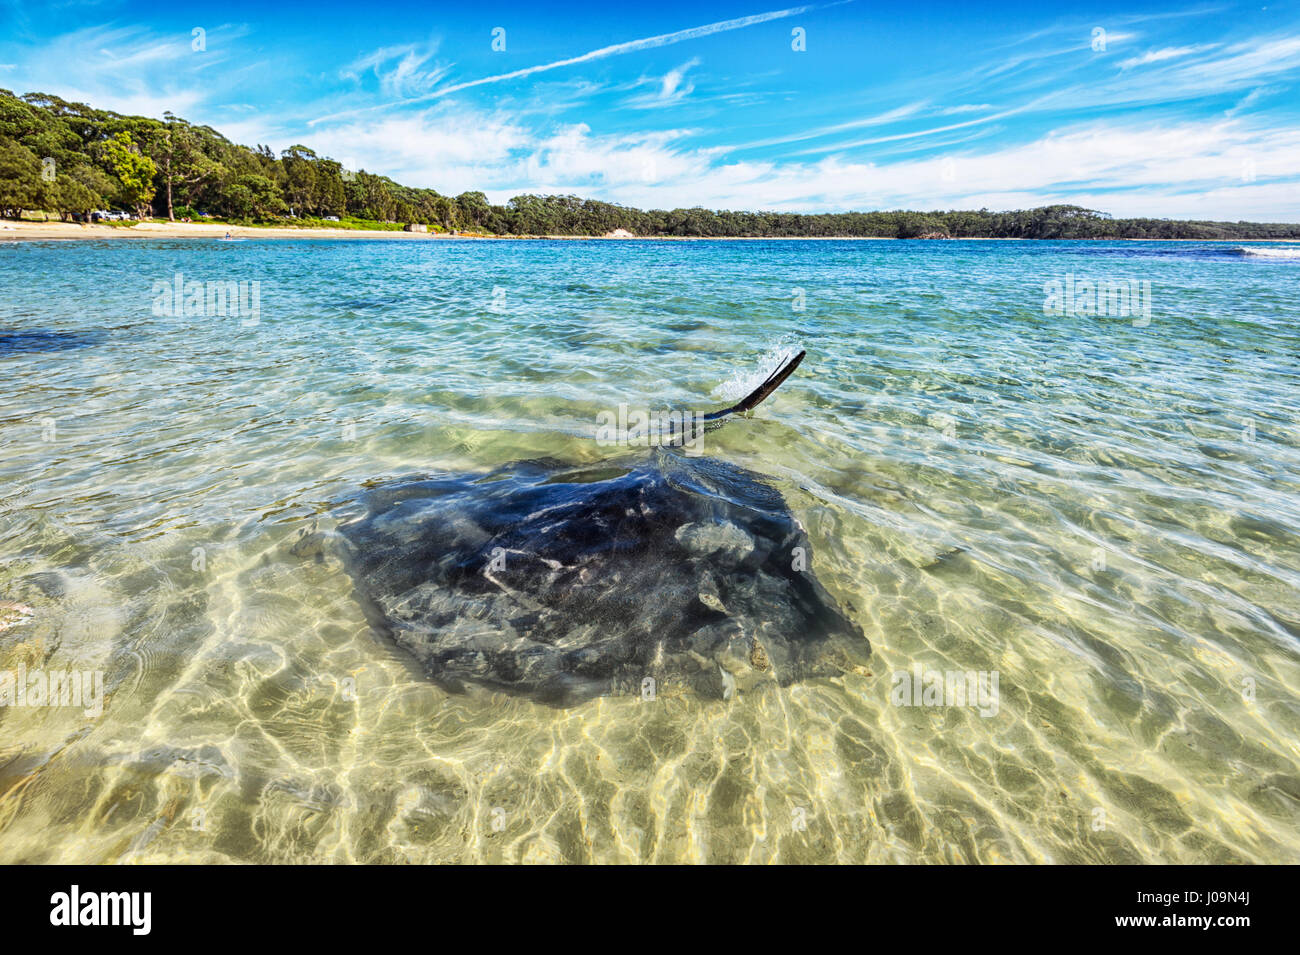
[310, 1, 848, 123]
[1119, 44, 1217, 69]
[342, 43, 452, 97]
[622, 57, 702, 109]
[659, 58, 698, 99]
[787, 95, 1060, 155]
[302, 106, 534, 189]
[0, 22, 248, 120]
[936, 103, 993, 115]
[735, 102, 929, 150]
[1063, 34, 1300, 111]
[1225, 85, 1284, 117]
[982, 31, 1139, 79]
[426, 3, 828, 97]
[1160, 34, 1300, 87]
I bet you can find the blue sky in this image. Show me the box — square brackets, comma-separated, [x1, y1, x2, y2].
[3, 0, 1300, 218]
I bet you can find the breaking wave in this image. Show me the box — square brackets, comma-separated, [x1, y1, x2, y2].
[1231, 245, 1300, 260]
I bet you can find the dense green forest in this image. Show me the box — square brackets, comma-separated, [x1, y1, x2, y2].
[3, 89, 1299, 239]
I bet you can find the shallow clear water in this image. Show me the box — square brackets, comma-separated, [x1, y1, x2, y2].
[1, 237, 1298, 863]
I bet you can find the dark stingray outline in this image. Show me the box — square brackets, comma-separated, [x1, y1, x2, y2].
[0, 328, 104, 355]
[318, 347, 874, 705]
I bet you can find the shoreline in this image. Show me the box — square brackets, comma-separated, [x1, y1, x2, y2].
[1, 219, 1297, 243]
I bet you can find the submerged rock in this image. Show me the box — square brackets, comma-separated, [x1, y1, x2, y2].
[334, 450, 869, 705]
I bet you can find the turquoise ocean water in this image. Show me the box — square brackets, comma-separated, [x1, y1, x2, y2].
[1, 237, 1298, 863]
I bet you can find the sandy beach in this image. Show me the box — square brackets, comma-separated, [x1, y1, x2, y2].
[0, 219, 454, 241]
[2, 219, 1296, 243]
[0, 220, 896, 241]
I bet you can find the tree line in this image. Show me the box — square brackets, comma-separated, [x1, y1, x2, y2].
[3, 89, 1298, 240]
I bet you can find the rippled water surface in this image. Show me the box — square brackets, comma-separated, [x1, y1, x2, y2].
[2, 237, 1299, 863]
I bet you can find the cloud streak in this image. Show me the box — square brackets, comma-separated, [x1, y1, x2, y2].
[1119, 44, 1216, 69]
[310, 1, 848, 124]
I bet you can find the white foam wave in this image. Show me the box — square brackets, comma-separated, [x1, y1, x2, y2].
[1234, 246, 1300, 259]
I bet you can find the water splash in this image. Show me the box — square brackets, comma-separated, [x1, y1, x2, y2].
[711, 337, 803, 403]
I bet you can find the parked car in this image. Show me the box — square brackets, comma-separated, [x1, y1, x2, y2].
[323, 215, 340, 222]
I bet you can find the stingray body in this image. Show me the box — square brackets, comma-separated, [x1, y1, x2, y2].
[330, 351, 870, 704]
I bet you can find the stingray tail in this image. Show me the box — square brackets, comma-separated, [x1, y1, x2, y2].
[703, 349, 806, 421]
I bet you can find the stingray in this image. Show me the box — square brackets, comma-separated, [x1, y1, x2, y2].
[312, 350, 870, 705]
